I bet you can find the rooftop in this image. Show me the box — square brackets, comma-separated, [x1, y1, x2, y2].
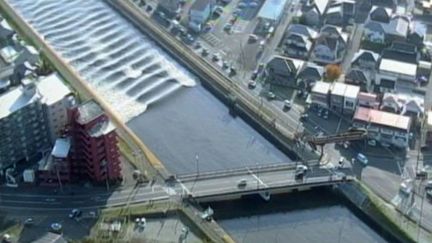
[331, 82, 360, 98]
[0, 85, 39, 120]
[353, 107, 411, 130]
[190, 0, 213, 11]
[37, 73, 72, 106]
[89, 120, 116, 138]
[379, 58, 417, 77]
[312, 81, 330, 95]
[76, 100, 104, 124]
[51, 137, 71, 158]
[258, 0, 288, 21]
[0, 46, 18, 64]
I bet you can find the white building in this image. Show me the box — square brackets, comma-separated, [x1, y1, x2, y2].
[188, 0, 214, 32]
[376, 58, 417, 92]
[36, 73, 75, 142]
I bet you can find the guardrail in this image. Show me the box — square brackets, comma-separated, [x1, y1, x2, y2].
[177, 162, 298, 182]
[193, 175, 354, 199]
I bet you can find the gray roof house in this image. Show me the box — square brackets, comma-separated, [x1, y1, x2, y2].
[324, 0, 355, 26]
[265, 55, 305, 87]
[364, 15, 410, 44]
[297, 62, 325, 89]
[351, 49, 380, 70]
[0, 19, 15, 42]
[157, 0, 181, 18]
[408, 21, 427, 47]
[302, 0, 330, 27]
[283, 24, 318, 60]
[368, 6, 392, 23]
[311, 25, 348, 64]
[345, 68, 372, 91]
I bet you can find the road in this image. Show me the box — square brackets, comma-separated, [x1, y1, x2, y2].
[0, 185, 169, 212]
[181, 166, 350, 198]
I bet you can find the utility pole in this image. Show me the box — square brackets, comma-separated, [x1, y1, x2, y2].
[195, 153, 199, 176]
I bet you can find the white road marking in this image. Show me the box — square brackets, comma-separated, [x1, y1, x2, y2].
[247, 168, 268, 188]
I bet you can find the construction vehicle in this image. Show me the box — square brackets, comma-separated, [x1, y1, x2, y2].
[296, 127, 368, 158]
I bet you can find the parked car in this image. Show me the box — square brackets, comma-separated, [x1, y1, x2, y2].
[425, 180, 432, 190]
[248, 34, 258, 43]
[50, 223, 63, 233]
[356, 153, 368, 165]
[248, 80, 257, 89]
[400, 179, 413, 195]
[69, 209, 82, 219]
[24, 218, 34, 226]
[367, 139, 377, 147]
[267, 91, 276, 100]
[283, 100, 292, 110]
[300, 113, 308, 121]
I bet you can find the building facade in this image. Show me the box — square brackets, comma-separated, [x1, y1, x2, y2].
[353, 107, 411, 148]
[0, 83, 51, 170]
[67, 100, 121, 183]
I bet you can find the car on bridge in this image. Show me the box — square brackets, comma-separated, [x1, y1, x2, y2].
[237, 179, 247, 188]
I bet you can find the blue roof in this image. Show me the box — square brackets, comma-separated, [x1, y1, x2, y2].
[258, 0, 288, 21]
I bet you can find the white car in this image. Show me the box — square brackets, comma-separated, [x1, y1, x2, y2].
[400, 179, 413, 195]
[283, 100, 292, 110]
[356, 153, 368, 165]
[367, 139, 377, 146]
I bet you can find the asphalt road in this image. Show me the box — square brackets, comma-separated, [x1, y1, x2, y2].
[0, 185, 169, 212]
[180, 166, 350, 198]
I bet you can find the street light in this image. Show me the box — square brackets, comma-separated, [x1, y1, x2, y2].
[195, 153, 199, 176]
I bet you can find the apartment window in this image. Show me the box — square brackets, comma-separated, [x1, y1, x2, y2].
[345, 101, 354, 108]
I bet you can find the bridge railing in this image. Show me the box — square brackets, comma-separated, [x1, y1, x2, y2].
[176, 160, 319, 182]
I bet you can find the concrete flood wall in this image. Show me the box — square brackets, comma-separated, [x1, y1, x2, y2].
[106, 0, 321, 167]
[338, 181, 416, 243]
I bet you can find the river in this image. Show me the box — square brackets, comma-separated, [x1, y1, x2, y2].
[204, 189, 397, 243]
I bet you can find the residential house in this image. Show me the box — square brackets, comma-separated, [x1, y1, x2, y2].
[302, 0, 330, 27]
[157, 0, 181, 18]
[283, 24, 318, 59]
[345, 68, 372, 91]
[371, 0, 397, 10]
[324, 0, 355, 26]
[310, 81, 360, 113]
[385, 15, 410, 43]
[353, 107, 411, 148]
[364, 21, 386, 43]
[188, 0, 214, 32]
[0, 19, 14, 43]
[375, 43, 419, 92]
[376, 58, 417, 92]
[297, 62, 325, 89]
[311, 25, 348, 64]
[351, 49, 380, 70]
[368, 6, 392, 23]
[265, 55, 305, 87]
[310, 81, 331, 108]
[380, 92, 424, 120]
[408, 21, 427, 47]
[329, 82, 360, 114]
[364, 15, 410, 44]
[357, 92, 380, 109]
[257, 0, 288, 26]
